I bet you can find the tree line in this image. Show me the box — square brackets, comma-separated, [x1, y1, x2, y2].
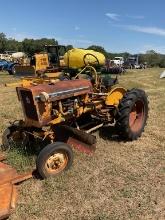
[87, 45, 165, 68]
[0, 33, 165, 67]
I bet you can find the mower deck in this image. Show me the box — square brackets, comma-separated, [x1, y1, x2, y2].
[0, 154, 32, 220]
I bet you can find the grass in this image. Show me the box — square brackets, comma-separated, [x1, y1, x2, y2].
[0, 68, 165, 219]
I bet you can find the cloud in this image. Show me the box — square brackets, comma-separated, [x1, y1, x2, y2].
[56, 37, 92, 47]
[74, 26, 80, 31]
[126, 15, 145, 19]
[115, 24, 165, 37]
[6, 32, 46, 41]
[105, 13, 120, 21]
[76, 39, 92, 44]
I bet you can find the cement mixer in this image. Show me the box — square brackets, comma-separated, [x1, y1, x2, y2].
[11, 52, 26, 59]
[64, 48, 106, 69]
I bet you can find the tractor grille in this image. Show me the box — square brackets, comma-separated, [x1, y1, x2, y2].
[20, 90, 38, 121]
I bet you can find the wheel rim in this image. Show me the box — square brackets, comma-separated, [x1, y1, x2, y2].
[129, 100, 145, 133]
[45, 151, 68, 174]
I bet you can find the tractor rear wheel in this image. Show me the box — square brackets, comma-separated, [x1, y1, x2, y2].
[36, 142, 73, 179]
[116, 88, 148, 140]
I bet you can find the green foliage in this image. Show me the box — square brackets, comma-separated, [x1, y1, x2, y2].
[66, 44, 73, 51]
[0, 33, 7, 52]
[0, 33, 58, 55]
[159, 55, 165, 68]
[1, 32, 165, 67]
[22, 38, 58, 55]
[139, 50, 165, 67]
[87, 45, 130, 60]
[87, 45, 108, 57]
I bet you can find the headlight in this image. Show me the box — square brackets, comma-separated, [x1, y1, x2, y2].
[39, 92, 49, 102]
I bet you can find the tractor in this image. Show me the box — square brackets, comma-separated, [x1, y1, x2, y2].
[2, 48, 149, 179]
[13, 45, 67, 77]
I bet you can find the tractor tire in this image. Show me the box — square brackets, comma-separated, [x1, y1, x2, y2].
[1, 126, 28, 151]
[116, 88, 148, 140]
[36, 142, 73, 179]
[8, 70, 13, 75]
[8, 64, 18, 75]
[1, 128, 11, 151]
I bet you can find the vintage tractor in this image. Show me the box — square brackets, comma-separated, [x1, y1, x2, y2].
[2, 49, 149, 179]
[13, 45, 67, 77]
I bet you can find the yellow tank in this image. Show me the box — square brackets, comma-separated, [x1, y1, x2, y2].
[64, 48, 105, 69]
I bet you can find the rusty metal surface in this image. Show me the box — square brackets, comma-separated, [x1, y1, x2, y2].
[67, 137, 96, 155]
[0, 183, 16, 220]
[29, 79, 93, 100]
[16, 79, 93, 127]
[0, 160, 32, 220]
[0, 154, 6, 162]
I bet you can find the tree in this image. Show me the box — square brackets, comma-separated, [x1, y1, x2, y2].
[145, 50, 161, 67]
[66, 45, 73, 51]
[87, 45, 108, 57]
[22, 38, 58, 55]
[0, 33, 7, 53]
[159, 55, 165, 68]
[6, 38, 23, 52]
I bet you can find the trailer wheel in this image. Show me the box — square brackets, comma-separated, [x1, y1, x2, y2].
[116, 88, 148, 140]
[36, 142, 73, 179]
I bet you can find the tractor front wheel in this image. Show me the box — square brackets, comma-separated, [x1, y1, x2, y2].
[36, 142, 73, 179]
[116, 88, 148, 140]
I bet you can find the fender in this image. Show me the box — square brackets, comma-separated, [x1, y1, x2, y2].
[105, 87, 127, 106]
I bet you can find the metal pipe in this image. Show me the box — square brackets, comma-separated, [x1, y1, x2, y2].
[86, 123, 104, 133]
[58, 101, 70, 116]
[92, 92, 107, 96]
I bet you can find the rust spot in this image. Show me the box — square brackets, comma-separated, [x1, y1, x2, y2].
[67, 137, 96, 155]
[0, 160, 33, 220]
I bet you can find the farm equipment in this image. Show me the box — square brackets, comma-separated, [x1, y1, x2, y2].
[0, 59, 18, 74]
[5, 47, 107, 88]
[124, 55, 146, 69]
[101, 59, 125, 75]
[2, 53, 149, 179]
[14, 45, 67, 77]
[0, 154, 32, 220]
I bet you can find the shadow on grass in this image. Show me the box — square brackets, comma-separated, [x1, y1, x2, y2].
[4, 139, 48, 173]
[99, 125, 123, 142]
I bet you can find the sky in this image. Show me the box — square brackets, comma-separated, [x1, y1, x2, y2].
[1, 0, 165, 54]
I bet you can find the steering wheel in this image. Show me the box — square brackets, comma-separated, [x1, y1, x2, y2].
[74, 65, 98, 86]
[83, 53, 100, 66]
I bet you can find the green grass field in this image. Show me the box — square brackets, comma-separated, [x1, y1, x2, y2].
[0, 68, 165, 220]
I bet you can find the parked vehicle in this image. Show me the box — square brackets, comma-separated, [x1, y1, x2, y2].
[124, 55, 146, 69]
[112, 57, 124, 66]
[0, 51, 17, 62]
[102, 59, 125, 74]
[0, 59, 18, 74]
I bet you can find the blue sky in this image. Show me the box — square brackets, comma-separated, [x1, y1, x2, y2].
[1, 0, 165, 53]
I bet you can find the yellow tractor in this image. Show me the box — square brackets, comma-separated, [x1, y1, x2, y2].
[6, 47, 107, 87]
[2, 47, 149, 179]
[14, 45, 67, 77]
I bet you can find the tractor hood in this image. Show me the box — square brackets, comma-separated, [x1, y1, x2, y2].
[16, 79, 93, 127]
[28, 79, 93, 102]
